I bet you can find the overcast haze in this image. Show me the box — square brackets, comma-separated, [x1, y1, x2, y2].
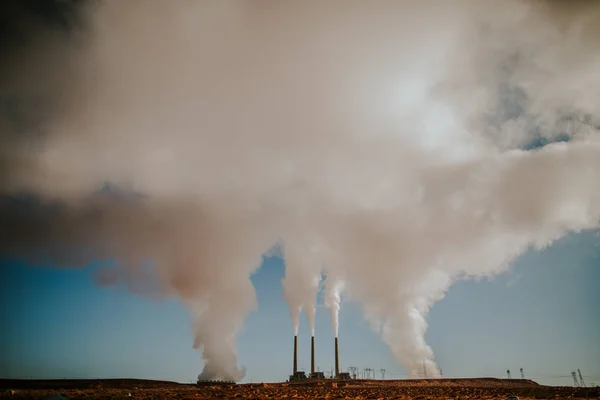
[1, 0, 599, 384]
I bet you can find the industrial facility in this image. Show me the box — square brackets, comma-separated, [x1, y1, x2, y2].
[289, 334, 350, 382]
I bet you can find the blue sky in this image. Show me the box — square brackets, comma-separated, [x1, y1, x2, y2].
[1, 230, 599, 386]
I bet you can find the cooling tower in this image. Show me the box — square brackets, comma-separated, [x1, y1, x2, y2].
[293, 335, 298, 374]
[311, 336, 315, 375]
[334, 337, 339, 378]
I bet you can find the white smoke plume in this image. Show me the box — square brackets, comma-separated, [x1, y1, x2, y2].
[2, 0, 600, 380]
[281, 241, 322, 336]
[324, 275, 345, 338]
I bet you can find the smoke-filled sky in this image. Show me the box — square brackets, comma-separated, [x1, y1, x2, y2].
[2, 239, 599, 385]
[1, 0, 600, 384]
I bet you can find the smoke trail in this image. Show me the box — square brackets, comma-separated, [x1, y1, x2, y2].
[281, 241, 322, 336]
[2, 0, 600, 380]
[324, 276, 344, 338]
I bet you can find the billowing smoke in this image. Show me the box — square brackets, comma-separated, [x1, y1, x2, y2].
[281, 241, 322, 336]
[324, 275, 345, 338]
[2, 0, 600, 380]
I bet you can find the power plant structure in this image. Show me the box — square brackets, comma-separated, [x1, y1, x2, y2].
[289, 333, 348, 381]
[335, 337, 339, 377]
[309, 335, 325, 379]
[289, 335, 307, 381]
[311, 336, 315, 376]
[293, 335, 298, 374]
[335, 337, 351, 380]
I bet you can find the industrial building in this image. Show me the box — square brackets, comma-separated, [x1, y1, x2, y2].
[289, 333, 349, 381]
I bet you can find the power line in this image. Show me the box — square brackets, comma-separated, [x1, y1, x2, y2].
[578, 369, 586, 387]
[348, 366, 358, 380]
[572, 371, 580, 387]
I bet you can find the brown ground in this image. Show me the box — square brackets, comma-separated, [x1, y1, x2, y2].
[1, 378, 598, 400]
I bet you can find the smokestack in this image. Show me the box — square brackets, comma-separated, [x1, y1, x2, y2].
[311, 336, 315, 375]
[293, 335, 298, 374]
[335, 337, 339, 378]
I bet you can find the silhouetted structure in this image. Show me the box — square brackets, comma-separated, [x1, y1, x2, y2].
[578, 369, 586, 387]
[289, 371, 307, 382]
[348, 366, 358, 379]
[334, 337, 340, 378]
[293, 335, 298, 374]
[572, 371, 580, 387]
[337, 372, 351, 380]
[309, 371, 325, 380]
[311, 336, 315, 376]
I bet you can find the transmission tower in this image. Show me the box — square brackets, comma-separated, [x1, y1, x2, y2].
[520, 368, 525, 379]
[507, 370, 511, 379]
[365, 367, 372, 379]
[381, 368, 386, 380]
[423, 359, 427, 378]
[349, 366, 358, 380]
[578, 369, 586, 387]
[572, 371, 580, 387]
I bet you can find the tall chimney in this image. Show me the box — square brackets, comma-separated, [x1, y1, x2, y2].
[293, 335, 298, 374]
[311, 336, 315, 375]
[334, 337, 340, 378]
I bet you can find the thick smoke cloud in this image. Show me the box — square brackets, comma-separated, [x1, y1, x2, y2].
[281, 240, 322, 336]
[324, 275, 344, 338]
[2, 0, 600, 380]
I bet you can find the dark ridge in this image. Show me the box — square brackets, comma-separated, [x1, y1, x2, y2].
[196, 380, 237, 386]
[0, 378, 184, 390]
[2, 377, 599, 399]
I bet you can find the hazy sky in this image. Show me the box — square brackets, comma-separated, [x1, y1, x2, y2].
[2, 229, 599, 386]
